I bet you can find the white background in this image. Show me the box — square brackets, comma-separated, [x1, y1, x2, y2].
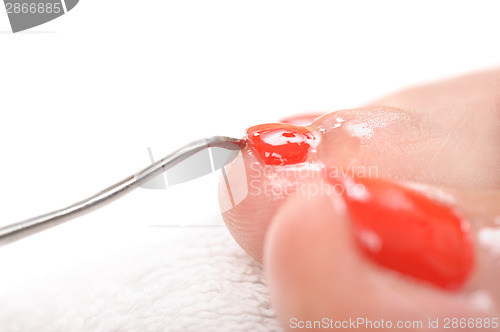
[0, 1, 499, 330]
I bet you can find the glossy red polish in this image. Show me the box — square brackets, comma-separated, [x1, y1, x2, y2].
[246, 123, 315, 165]
[337, 176, 474, 290]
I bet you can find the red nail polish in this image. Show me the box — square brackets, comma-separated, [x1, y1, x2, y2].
[246, 123, 315, 165]
[279, 113, 324, 125]
[338, 176, 474, 290]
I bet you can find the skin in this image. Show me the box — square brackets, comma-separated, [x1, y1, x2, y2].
[219, 69, 500, 331]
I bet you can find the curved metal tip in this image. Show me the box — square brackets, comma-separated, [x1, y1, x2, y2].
[206, 136, 247, 150]
[0, 136, 247, 246]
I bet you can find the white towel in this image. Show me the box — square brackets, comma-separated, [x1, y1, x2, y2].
[0, 223, 282, 332]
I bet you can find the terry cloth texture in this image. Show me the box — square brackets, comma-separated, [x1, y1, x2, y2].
[0, 227, 283, 332]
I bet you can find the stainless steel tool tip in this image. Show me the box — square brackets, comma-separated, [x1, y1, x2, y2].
[0, 136, 246, 246]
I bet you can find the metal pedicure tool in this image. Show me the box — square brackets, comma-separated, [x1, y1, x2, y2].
[0, 136, 246, 246]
